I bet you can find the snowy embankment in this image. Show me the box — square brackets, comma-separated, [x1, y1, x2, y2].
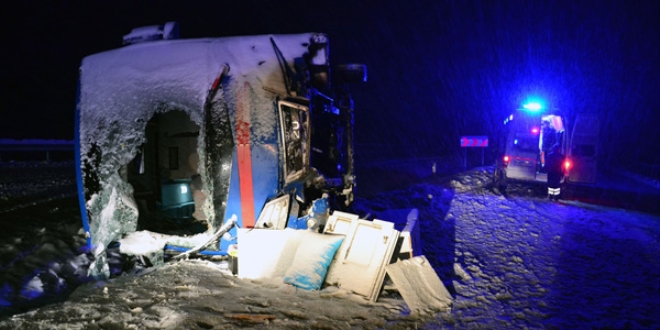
[0, 162, 89, 318]
[1, 164, 659, 329]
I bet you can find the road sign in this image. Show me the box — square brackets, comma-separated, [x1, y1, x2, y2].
[460, 136, 488, 147]
[460, 136, 488, 168]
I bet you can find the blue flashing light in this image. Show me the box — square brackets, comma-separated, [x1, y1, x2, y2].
[523, 102, 543, 111]
[514, 139, 518, 145]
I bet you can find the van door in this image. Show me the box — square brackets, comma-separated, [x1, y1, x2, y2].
[568, 113, 600, 183]
[504, 114, 542, 181]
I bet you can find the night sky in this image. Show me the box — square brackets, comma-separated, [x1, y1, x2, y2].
[1, 1, 658, 166]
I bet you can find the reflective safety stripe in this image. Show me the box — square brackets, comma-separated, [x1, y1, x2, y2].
[236, 82, 255, 228]
[548, 187, 561, 195]
[237, 145, 255, 227]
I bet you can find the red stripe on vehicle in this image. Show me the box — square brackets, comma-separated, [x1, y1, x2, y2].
[235, 82, 255, 228]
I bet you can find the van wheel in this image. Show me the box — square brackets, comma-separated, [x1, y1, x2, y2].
[493, 167, 508, 192]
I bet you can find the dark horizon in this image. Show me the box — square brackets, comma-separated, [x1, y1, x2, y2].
[1, 1, 658, 165]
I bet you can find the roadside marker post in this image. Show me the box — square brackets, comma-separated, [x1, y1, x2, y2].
[460, 136, 488, 169]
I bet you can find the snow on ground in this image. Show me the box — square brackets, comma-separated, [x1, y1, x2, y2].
[356, 168, 660, 329]
[3, 260, 412, 330]
[1, 162, 659, 329]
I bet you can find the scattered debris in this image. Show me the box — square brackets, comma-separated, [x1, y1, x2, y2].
[238, 204, 450, 313]
[324, 219, 400, 302]
[173, 215, 237, 260]
[386, 256, 452, 315]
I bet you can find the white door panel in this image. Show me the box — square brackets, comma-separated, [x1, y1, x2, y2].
[325, 219, 399, 301]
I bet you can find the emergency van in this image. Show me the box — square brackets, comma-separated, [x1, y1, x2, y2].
[493, 103, 571, 189]
[493, 102, 602, 191]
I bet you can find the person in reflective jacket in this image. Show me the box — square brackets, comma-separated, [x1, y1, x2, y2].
[545, 143, 565, 200]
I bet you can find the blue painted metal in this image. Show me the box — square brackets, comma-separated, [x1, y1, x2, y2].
[250, 143, 280, 214]
[218, 143, 280, 251]
[291, 196, 329, 230]
[218, 87, 285, 251]
[164, 244, 228, 256]
[220, 152, 242, 252]
[74, 81, 92, 248]
[288, 215, 309, 230]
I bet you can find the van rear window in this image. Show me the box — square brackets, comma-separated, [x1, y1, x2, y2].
[512, 134, 539, 153]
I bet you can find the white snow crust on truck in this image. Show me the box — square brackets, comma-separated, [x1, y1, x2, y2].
[76, 33, 339, 278]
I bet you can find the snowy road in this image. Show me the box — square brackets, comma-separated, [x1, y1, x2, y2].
[1, 165, 659, 329]
[354, 167, 660, 329]
[452, 191, 660, 329]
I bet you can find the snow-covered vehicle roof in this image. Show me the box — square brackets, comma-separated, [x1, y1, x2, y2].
[78, 33, 316, 146]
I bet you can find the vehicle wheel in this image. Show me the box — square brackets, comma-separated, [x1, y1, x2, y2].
[493, 167, 508, 192]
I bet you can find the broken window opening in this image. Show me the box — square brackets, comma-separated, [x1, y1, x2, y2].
[126, 110, 208, 236]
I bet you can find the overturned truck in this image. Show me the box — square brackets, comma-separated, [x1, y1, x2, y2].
[75, 24, 367, 278]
